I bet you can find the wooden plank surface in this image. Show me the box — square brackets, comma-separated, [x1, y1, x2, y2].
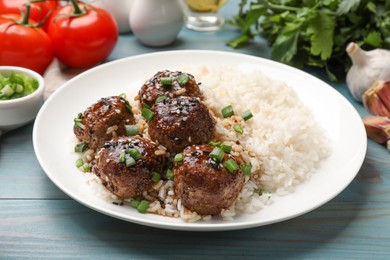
[1, 197, 390, 259]
[0, 124, 68, 199]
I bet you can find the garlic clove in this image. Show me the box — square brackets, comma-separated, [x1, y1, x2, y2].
[363, 81, 390, 117]
[375, 81, 390, 111]
[362, 116, 390, 144]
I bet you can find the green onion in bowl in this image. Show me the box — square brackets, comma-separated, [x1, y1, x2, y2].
[0, 72, 39, 100]
[0, 66, 45, 131]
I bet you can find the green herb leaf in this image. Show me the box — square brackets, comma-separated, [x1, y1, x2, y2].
[366, 1, 376, 13]
[307, 10, 336, 60]
[271, 33, 299, 64]
[364, 31, 383, 47]
[228, 0, 390, 81]
[227, 34, 251, 49]
[336, 0, 361, 15]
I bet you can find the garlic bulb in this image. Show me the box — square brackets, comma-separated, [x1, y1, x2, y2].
[346, 42, 390, 102]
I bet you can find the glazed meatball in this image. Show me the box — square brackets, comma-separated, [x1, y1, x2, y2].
[148, 97, 215, 153]
[74, 96, 135, 150]
[93, 136, 165, 198]
[174, 144, 245, 215]
[138, 70, 202, 108]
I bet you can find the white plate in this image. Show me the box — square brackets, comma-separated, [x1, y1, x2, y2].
[33, 50, 366, 231]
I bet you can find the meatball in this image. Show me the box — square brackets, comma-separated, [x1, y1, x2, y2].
[93, 136, 165, 198]
[138, 70, 202, 108]
[148, 97, 215, 153]
[174, 144, 245, 215]
[74, 96, 135, 150]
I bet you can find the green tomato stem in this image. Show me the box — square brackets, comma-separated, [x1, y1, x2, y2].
[70, 0, 83, 15]
[21, 2, 31, 25]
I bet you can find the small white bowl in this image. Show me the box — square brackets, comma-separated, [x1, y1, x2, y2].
[0, 66, 45, 132]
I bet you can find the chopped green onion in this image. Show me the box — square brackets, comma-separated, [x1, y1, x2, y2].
[233, 125, 243, 134]
[74, 122, 85, 129]
[221, 105, 234, 118]
[9, 72, 23, 85]
[151, 171, 161, 182]
[125, 155, 136, 167]
[137, 200, 150, 213]
[127, 148, 143, 161]
[174, 153, 184, 162]
[141, 107, 154, 122]
[209, 141, 222, 147]
[177, 73, 189, 85]
[15, 84, 23, 93]
[130, 199, 140, 208]
[160, 77, 173, 86]
[166, 169, 174, 180]
[75, 113, 82, 120]
[74, 143, 88, 153]
[155, 95, 168, 103]
[259, 189, 271, 196]
[125, 125, 139, 136]
[143, 103, 151, 110]
[0, 72, 39, 100]
[118, 152, 126, 163]
[241, 110, 253, 121]
[0, 85, 14, 98]
[241, 163, 252, 176]
[76, 123, 85, 129]
[220, 144, 232, 153]
[73, 113, 85, 129]
[210, 147, 225, 162]
[75, 158, 84, 168]
[11, 93, 21, 99]
[24, 77, 38, 93]
[125, 100, 132, 112]
[223, 159, 239, 173]
[82, 162, 91, 172]
[119, 93, 127, 98]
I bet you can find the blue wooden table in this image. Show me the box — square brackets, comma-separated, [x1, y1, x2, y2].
[1, 1, 390, 259]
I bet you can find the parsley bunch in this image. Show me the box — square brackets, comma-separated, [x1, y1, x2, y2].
[228, 0, 390, 81]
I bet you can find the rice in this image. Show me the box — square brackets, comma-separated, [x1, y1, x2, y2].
[77, 64, 332, 222]
[179, 65, 330, 220]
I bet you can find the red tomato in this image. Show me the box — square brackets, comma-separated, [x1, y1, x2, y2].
[0, 0, 58, 26]
[47, 2, 118, 69]
[0, 14, 54, 74]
